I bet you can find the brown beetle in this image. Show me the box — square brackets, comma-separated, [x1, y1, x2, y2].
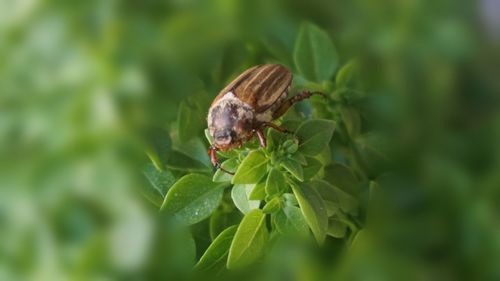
[207, 64, 323, 174]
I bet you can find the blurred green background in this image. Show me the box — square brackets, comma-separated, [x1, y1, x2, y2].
[1, 0, 500, 280]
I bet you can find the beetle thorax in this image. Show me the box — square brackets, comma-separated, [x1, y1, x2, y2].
[208, 92, 255, 150]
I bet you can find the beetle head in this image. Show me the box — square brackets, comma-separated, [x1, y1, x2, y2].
[208, 93, 255, 150]
[213, 129, 237, 148]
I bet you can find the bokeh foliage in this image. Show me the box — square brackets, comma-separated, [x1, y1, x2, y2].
[1, 0, 500, 280]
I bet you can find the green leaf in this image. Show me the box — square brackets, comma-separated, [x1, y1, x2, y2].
[248, 178, 266, 200]
[142, 163, 176, 207]
[158, 226, 197, 276]
[303, 157, 322, 180]
[296, 119, 336, 156]
[354, 133, 390, 177]
[291, 182, 328, 244]
[162, 174, 224, 225]
[327, 218, 347, 238]
[231, 184, 260, 214]
[324, 200, 339, 216]
[313, 180, 358, 214]
[336, 59, 358, 88]
[174, 137, 211, 168]
[290, 152, 307, 165]
[316, 144, 332, 165]
[178, 100, 203, 142]
[263, 197, 281, 214]
[213, 158, 239, 183]
[195, 225, 238, 271]
[324, 163, 360, 195]
[283, 139, 299, 154]
[209, 209, 242, 240]
[227, 209, 268, 269]
[232, 150, 269, 184]
[283, 193, 299, 206]
[265, 168, 288, 197]
[144, 127, 172, 170]
[166, 150, 211, 172]
[294, 22, 339, 82]
[274, 205, 310, 237]
[341, 107, 361, 138]
[281, 159, 304, 182]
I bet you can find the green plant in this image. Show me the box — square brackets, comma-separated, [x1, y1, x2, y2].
[141, 22, 375, 272]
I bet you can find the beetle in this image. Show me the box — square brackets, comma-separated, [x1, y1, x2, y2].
[207, 64, 323, 174]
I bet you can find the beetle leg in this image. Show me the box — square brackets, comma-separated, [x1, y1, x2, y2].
[262, 122, 293, 135]
[208, 146, 234, 175]
[272, 91, 325, 119]
[208, 145, 221, 168]
[254, 129, 267, 148]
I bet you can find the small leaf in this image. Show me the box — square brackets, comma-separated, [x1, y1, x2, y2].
[178, 100, 203, 142]
[294, 22, 339, 82]
[327, 218, 347, 238]
[281, 159, 304, 182]
[232, 150, 269, 184]
[313, 180, 358, 214]
[174, 137, 211, 168]
[324, 201, 339, 216]
[267, 129, 286, 151]
[162, 174, 224, 225]
[303, 157, 322, 180]
[195, 225, 238, 271]
[144, 127, 172, 170]
[263, 197, 281, 214]
[336, 59, 358, 88]
[296, 119, 336, 156]
[213, 158, 239, 183]
[227, 209, 268, 269]
[291, 182, 328, 244]
[142, 163, 176, 207]
[265, 169, 288, 197]
[248, 178, 266, 200]
[282, 193, 299, 206]
[158, 227, 197, 275]
[290, 152, 307, 165]
[283, 139, 299, 154]
[274, 205, 310, 237]
[231, 184, 260, 215]
[341, 107, 361, 138]
[324, 163, 360, 195]
[354, 133, 390, 177]
[316, 144, 332, 165]
[166, 150, 211, 172]
[209, 209, 242, 240]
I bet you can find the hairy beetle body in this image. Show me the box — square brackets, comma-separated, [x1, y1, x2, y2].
[207, 64, 323, 173]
